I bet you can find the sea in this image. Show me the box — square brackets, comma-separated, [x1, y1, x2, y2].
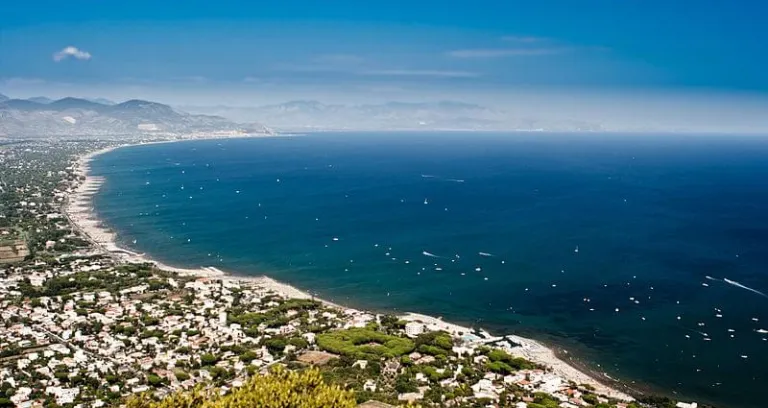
[90, 132, 768, 408]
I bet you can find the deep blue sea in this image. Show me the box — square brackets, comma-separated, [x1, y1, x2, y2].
[91, 132, 768, 408]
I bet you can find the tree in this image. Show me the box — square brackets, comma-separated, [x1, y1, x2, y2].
[126, 366, 355, 408]
[264, 337, 288, 355]
[288, 337, 309, 349]
[394, 374, 418, 393]
[200, 353, 218, 366]
[240, 351, 259, 363]
[582, 394, 598, 405]
[173, 370, 190, 382]
[147, 374, 164, 386]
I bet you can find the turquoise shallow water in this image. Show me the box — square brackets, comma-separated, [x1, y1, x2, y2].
[92, 132, 768, 408]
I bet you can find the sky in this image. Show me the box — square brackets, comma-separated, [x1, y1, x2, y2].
[2, 0, 768, 128]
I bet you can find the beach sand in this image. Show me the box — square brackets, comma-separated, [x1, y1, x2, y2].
[64, 141, 634, 402]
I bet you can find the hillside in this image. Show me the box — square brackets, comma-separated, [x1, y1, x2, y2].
[0, 96, 272, 138]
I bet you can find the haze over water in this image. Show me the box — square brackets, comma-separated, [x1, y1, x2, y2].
[91, 133, 768, 408]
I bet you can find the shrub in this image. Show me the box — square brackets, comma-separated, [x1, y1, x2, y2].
[126, 366, 355, 408]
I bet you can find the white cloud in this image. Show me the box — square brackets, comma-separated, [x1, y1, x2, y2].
[447, 47, 568, 58]
[53, 46, 92, 62]
[362, 69, 480, 78]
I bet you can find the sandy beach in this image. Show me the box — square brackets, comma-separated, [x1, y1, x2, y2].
[64, 140, 634, 402]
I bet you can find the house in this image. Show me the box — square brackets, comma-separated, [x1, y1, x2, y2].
[352, 360, 368, 370]
[452, 346, 474, 356]
[470, 378, 499, 400]
[398, 392, 422, 403]
[363, 379, 377, 392]
[383, 360, 400, 376]
[404, 322, 425, 338]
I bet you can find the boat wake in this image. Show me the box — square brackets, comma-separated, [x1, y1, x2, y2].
[723, 278, 768, 298]
[421, 174, 465, 183]
[422, 250, 444, 259]
[707, 276, 768, 298]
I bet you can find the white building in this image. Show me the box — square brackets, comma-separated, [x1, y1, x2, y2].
[405, 322, 425, 337]
[363, 379, 377, 392]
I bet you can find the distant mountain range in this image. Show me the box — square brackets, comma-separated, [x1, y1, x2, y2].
[0, 94, 604, 137]
[26, 96, 54, 104]
[181, 100, 604, 132]
[21, 96, 115, 105]
[0, 96, 272, 138]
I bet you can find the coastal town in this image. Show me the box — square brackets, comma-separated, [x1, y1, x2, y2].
[1, 137, 700, 408]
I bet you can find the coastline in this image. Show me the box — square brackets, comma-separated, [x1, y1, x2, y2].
[64, 137, 634, 402]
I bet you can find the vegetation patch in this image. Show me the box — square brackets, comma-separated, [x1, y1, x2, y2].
[484, 349, 537, 374]
[317, 328, 415, 360]
[414, 330, 455, 356]
[127, 366, 355, 408]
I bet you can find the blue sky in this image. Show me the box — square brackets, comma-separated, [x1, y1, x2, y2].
[1, 0, 767, 109]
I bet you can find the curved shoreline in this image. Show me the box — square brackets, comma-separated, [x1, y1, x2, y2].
[64, 137, 635, 402]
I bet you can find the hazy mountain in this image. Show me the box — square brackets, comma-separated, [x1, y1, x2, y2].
[0, 94, 9, 103]
[0, 97, 272, 138]
[1, 99, 47, 111]
[27, 96, 53, 104]
[48, 97, 111, 112]
[86, 97, 116, 105]
[181, 100, 603, 132]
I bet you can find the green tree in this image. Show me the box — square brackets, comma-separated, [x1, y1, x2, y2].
[200, 353, 218, 366]
[394, 374, 418, 393]
[288, 337, 309, 349]
[147, 374, 164, 386]
[126, 366, 355, 408]
[264, 337, 288, 355]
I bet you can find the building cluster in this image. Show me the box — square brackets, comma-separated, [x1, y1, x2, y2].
[1, 255, 353, 407]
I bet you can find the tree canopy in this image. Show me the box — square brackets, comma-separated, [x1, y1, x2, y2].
[317, 328, 415, 360]
[126, 366, 356, 408]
